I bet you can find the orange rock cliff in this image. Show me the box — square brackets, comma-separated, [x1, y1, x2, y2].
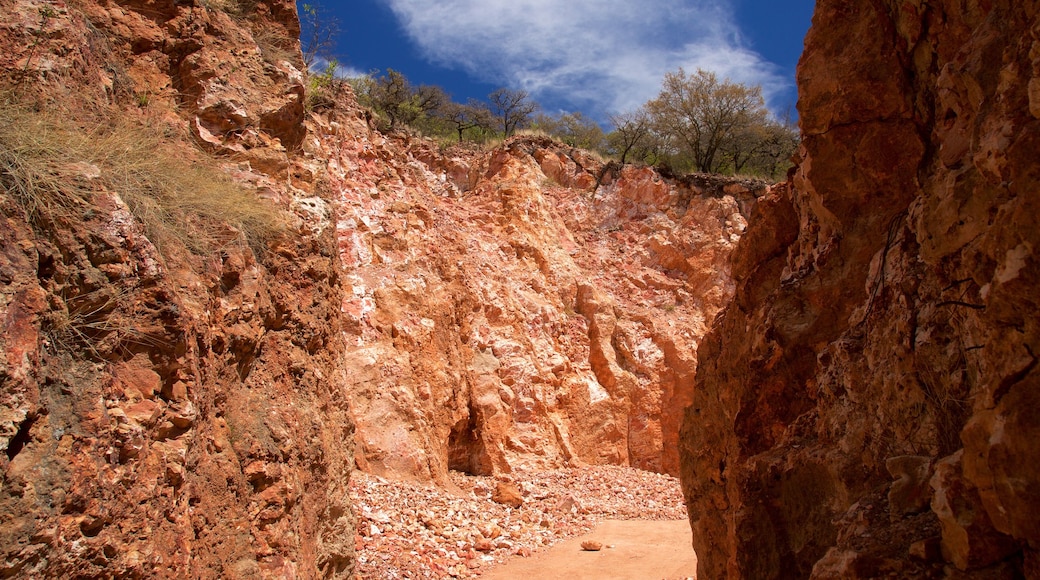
[1, 0, 354, 577]
[680, 0, 1040, 578]
[0, 0, 1036, 579]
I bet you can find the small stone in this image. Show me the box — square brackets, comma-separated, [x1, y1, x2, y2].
[168, 380, 189, 401]
[169, 402, 197, 429]
[156, 421, 177, 440]
[554, 494, 580, 514]
[30, 527, 58, 545]
[886, 455, 933, 519]
[125, 400, 160, 426]
[492, 481, 524, 508]
[113, 360, 161, 400]
[581, 540, 603, 551]
[166, 463, 184, 485]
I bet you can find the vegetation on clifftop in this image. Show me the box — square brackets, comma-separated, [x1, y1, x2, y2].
[307, 62, 796, 180]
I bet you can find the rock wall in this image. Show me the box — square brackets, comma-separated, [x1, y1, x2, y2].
[680, 1, 1040, 578]
[313, 104, 764, 483]
[1, 0, 355, 577]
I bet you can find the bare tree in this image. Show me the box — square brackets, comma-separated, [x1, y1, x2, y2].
[753, 118, 800, 177]
[607, 107, 653, 164]
[299, 3, 339, 70]
[717, 113, 798, 177]
[489, 88, 538, 137]
[440, 100, 494, 142]
[370, 69, 412, 128]
[412, 84, 448, 120]
[366, 69, 452, 132]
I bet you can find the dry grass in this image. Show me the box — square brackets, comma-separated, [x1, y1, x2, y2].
[513, 128, 553, 139]
[200, 0, 258, 19]
[253, 26, 299, 67]
[0, 98, 282, 256]
[44, 286, 129, 358]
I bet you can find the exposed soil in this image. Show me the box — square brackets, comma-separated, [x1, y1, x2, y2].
[351, 466, 687, 579]
[482, 520, 697, 580]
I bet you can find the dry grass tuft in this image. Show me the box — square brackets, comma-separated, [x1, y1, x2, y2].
[253, 26, 299, 67]
[0, 98, 282, 256]
[200, 0, 258, 19]
[513, 128, 553, 139]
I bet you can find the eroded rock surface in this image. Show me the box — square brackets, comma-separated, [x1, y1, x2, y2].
[680, 1, 1040, 578]
[1, 0, 354, 577]
[311, 109, 764, 483]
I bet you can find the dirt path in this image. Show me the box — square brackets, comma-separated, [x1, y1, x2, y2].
[482, 520, 698, 579]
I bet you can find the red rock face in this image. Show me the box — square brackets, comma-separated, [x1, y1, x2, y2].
[312, 111, 761, 484]
[0, 1, 355, 577]
[311, 113, 763, 484]
[680, 1, 1040, 578]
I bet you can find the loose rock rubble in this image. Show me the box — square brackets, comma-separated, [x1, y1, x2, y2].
[351, 466, 687, 579]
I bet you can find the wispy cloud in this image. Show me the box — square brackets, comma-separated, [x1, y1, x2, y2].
[310, 56, 367, 79]
[377, 0, 791, 118]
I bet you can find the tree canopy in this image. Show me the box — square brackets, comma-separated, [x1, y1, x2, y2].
[489, 88, 539, 137]
[533, 111, 607, 151]
[647, 68, 771, 174]
[308, 62, 796, 179]
[607, 108, 654, 165]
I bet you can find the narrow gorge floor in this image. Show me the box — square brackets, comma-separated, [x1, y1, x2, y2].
[351, 466, 691, 579]
[482, 520, 697, 580]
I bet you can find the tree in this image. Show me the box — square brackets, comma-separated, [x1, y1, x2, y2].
[717, 114, 798, 177]
[533, 111, 607, 151]
[489, 88, 538, 137]
[306, 59, 347, 110]
[299, 3, 340, 70]
[607, 107, 654, 164]
[412, 84, 448, 122]
[369, 69, 446, 129]
[646, 68, 769, 173]
[720, 116, 769, 173]
[369, 69, 411, 128]
[751, 117, 799, 177]
[439, 100, 494, 142]
[346, 71, 376, 108]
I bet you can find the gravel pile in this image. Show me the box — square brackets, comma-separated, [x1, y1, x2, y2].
[351, 466, 688, 579]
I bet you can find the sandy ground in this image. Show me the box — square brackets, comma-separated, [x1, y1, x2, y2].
[482, 520, 697, 580]
[352, 467, 689, 578]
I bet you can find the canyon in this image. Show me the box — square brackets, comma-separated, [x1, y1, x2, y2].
[0, 0, 1036, 579]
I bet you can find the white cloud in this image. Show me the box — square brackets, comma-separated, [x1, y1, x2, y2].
[377, 0, 791, 118]
[310, 57, 367, 79]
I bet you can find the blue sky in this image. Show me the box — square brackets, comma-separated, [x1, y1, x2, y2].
[300, 0, 814, 121]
